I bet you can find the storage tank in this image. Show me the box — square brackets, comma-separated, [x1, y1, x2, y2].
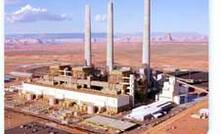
[173, 96, 181, 104]
[27, 93, 34, 101]
[49, 97, 57, 106]
[73, 111, 79, 117]
[36, 94, 43, 100]
[18, 91, 22, 96]
[87, 105, 95, 114]
[98, 107, 106, 113]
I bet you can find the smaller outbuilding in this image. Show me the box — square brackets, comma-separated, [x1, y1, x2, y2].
[4, 75, 16, 83]
[199, 108, 209, 119]
[9, 71, 33, 78]
[85, 115, 137, 131]
[125, 100, 175, 121]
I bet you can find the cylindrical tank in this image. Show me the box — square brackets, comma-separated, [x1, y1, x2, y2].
[22, 90, 27, 94]
[27, 94, 34, 101]
[18, 91, 22, 96]
[173, 96, 180, 104]
[73, 112, 79, 117]
[82, 105, 87, 112]
[87, 105, 95, 114]
[49, 97, 57, 106]
[36, 94, 43, 100]
[98, 107, 106, 113]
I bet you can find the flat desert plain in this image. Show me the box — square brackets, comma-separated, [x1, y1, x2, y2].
[5, 41, 208, 73]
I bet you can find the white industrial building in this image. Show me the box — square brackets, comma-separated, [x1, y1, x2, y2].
[199, 108, 209, 117]
[21, 82, 130, 112]
[155, 76, 189, 104]
[125, 100, 174, 121]
[10, 71, 33, 78]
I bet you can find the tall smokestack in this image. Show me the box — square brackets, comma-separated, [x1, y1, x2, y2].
[84, 5, 92, 66]
[142, 0, 151, 82]
[107, 0, 114, 71]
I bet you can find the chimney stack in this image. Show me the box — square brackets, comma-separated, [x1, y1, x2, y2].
[84, 5, 92, 66]
[142, 0, 151, 82]
[106, 0, 114, 71]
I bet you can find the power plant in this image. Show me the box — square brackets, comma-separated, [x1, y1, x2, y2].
[5, 0, 208, 133]
[18, 0, 154, 114]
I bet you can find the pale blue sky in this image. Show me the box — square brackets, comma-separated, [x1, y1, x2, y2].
[5, 0, 208, 34]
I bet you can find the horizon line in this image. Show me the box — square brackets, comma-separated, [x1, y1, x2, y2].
[5, 31, 208, 36]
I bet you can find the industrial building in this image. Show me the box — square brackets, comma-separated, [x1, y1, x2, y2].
[4, 75, 16, 83]
[9, 71, 33, 78]
[155, 76, 189, 104]
[17, 0, 152, 114]
[15, 0, 201, 116]
[4, 1, 210, 134]
[85, 115, 137, 131]
[125, 100, 174, 121]
[22, 82, 130, 113]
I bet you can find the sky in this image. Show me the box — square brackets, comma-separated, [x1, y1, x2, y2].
[4, 0, 208, 35]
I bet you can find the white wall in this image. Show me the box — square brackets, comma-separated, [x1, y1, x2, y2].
[22, 83, 130, 108]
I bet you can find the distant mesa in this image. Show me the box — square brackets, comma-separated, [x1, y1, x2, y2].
[163, 33, 173, 42]
[5, 32, 208, 46]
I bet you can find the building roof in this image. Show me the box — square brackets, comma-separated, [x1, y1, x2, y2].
[168, 71, 208, 90]
[10, 71, 33, 77]
[85, 115, 136, 131]
[126, 101, 174, 120]
[110, 67, 131, 74]
[24, 82, 128, 99]
[5, 75, 16, 81]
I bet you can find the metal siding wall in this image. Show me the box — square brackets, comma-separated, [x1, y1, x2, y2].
[22, 83, 129, 108]
[118, 95, 130, 107]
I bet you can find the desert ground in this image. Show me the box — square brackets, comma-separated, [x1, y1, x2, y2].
[5, 110, 41, 129]
[5, 41, 208, 73]
[5, 110, 87, 134]
[146, 98, 208, 134]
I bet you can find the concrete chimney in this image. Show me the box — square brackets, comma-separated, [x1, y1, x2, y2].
[84, 5, 92, 66]
[142, 0, 151, 82]
[106, 0, 114, 71]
